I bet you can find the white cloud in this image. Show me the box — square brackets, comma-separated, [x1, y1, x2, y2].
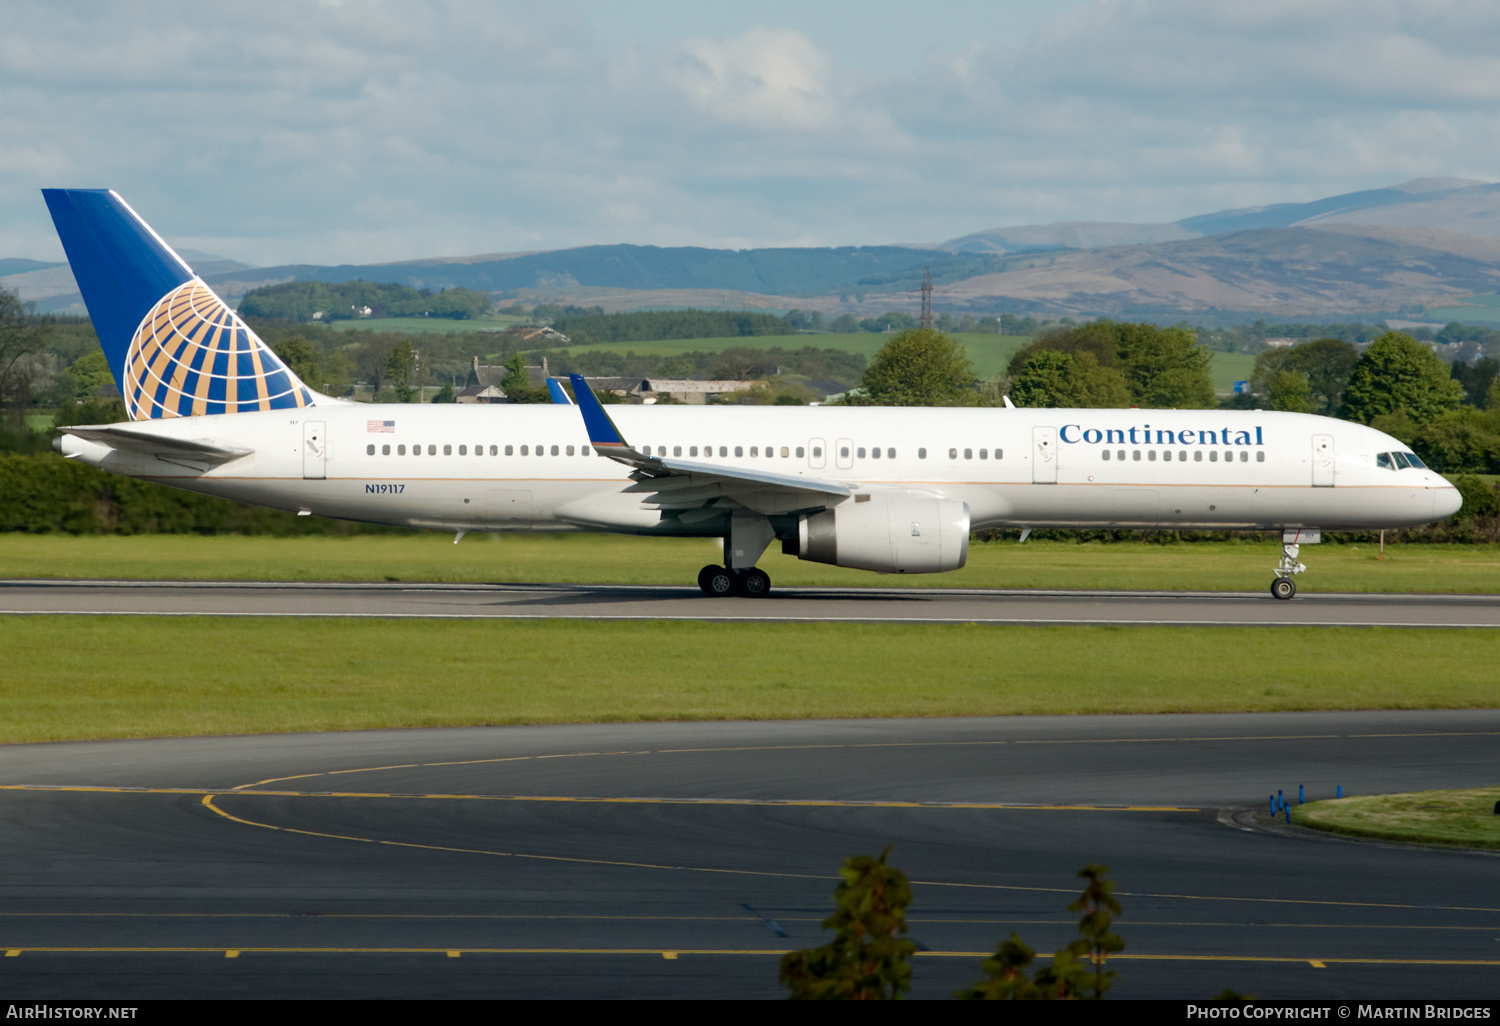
[3, 0, 1500, 265]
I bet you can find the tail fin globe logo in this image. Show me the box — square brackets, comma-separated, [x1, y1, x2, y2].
[125, 279, 311, 419]
[42, 188, 314, 422]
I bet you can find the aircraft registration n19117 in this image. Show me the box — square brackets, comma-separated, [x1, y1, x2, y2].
[43, 189, 1460, 600]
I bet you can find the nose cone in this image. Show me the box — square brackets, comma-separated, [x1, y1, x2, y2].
[1435, 482, 1463, 519]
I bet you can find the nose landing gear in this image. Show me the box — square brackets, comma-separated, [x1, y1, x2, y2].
[1271, 529, 1317, 600]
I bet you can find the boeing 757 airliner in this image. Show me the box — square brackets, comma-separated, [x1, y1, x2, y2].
[43, 189, 1460, 599]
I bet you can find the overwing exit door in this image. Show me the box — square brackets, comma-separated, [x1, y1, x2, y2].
[1032, 426, 1057, 484]
[303, 421, 327, 480]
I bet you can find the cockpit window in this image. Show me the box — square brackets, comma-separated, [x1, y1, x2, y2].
[1376, 452, 1394, 470]
[1403, 452, 1427, 469]
[1392, 452, 1411, 470]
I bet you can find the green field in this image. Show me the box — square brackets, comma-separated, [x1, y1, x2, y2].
[3, 533, 1498, 594]
[1209, 351, 1256, 393]
[2, 617, 1496, 743]
[1293, 787, 1500, 850]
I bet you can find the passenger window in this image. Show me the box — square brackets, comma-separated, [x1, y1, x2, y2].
[382, 444, 390, 455]
[719, 446, 728, 457]
[948, 448, 957, 459]
[842, 447, 851, 459]
[766, 445, 773, 457]
[1239, 451, 1248, 463]
[734, 446, 743, 457]
[1256, 451, 1265, 463]
[1117, 450, 1125, 461]
[1178, 450, 1186, 461]
[535, 444, 544, 456]
[505, 445, 514, 456]
[964, 448, 973, 460]
[812, 446, 821, 458]
[520, 445, 529, 456]
[674, 446, 682, 457]
[1194, 450, 1202, 462]
[428, 445, 437, 456]
[413, 445, 421, 456]
[870, 447, 879, 459]
[1132, 450, 1141, 461]
[995, 449, 1002, 460]
[566, 445, 575, 456]
[887, 448, 895, 459]
[690, 446, 698, 457]
[750, 447, 759, 457]
[1162, 450, 1171, 461]
[1223, 451, 1232, 462]
[366, 444, 375, 455]
[796, 447, 805, 458]
[857, 447, 867, 459]
[443, 444, 451, 455]
[1209, 451, 1217, 462]
[581, 446, 590, 456]
[1148, 450, 1157, 462]
[978, 449, 987, 460]
[458, 445, 467, 455]
[398, 444, 406, 455]
[551, 445, 559, 456]
[1102, 449, 1111, 461]
[917, 448, 926, 459]
[488, 445, 496, 456]
[781, 447, 790, 458]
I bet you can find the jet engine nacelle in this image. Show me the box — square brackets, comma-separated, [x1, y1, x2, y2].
[795, 497, 969, 574]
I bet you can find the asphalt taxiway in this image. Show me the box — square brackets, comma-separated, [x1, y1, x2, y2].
[4, 579, 1500, 626]
[0, 711, 1497, 999]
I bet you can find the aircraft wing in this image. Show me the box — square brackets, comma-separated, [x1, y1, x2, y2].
[59, 423, 253, 467]
[568, 374, 850, 518]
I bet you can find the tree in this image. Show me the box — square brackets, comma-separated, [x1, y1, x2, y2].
[271, 337, 320, 387]
[958, 863, 1123, 1001]
[385, 339, 418, 403]
[1009, 350, 1129, 408]
[780, 847, 916, 1000]
[1409, 407, 1500, 474]
[500, 354, 548, 404]
[354, 337, 395, 397]
[0, 287, 47, 426]
[1115, 322, 1214, 409]
[1284, 338, 1358, 415]
[430, 384, 457, 403]
[66, 350, 115, 401]
[1340, 332, 1464, 424]
[848, 328, 976, 407]
[1452, 357, 1499, 409]
[1268, 369, 1312, 413]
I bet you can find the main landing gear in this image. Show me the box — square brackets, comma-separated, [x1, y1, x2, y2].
[1271, 529, 1315, 600]
[698, 564, 772, 598]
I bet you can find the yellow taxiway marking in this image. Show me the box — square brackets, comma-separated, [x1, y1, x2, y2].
[4, 950, 18, 957]
[196, 796, 1500, 915]
[0, 783, 1192, 813]
[0, 947, 1493, 967]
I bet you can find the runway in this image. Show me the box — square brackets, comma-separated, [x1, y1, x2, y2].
[1, 712, 1498, 999]
[4, 579, 1500, 626]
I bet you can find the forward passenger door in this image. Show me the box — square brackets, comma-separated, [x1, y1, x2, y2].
[1032, 426, 1057, 484]
[1311, 434, 1335, 487]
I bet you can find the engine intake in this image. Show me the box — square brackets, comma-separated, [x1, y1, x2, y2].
[795, 497, 969, 574]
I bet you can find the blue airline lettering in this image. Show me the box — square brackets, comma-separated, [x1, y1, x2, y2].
[1060, 424, 1264, 446]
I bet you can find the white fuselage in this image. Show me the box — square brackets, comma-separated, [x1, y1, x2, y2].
[58, 403, 1460, 535]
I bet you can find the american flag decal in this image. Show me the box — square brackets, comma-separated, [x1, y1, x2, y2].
[367, 420, 395, 433]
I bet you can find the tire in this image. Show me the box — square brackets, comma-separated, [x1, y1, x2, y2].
[705, 567, 736, 597]
[735, 567, 772, 597]
[1271, 577, 1296, 601]
[697, 564, 723, 595]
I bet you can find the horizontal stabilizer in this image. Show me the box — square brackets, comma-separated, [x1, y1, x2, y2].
[60, 423, 253, 465]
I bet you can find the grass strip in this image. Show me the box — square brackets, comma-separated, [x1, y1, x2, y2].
[1293, 788, 1500, 850]
[4, 534, 1500, 593]
[1, 617, 1497, 743]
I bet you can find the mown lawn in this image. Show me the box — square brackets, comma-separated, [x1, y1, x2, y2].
[1, 618, 1496, 743]
[2, 533, 1497, 594]
[1294, 787, 1500, 850]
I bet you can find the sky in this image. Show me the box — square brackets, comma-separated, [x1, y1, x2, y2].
[3, 0, 1498, 266]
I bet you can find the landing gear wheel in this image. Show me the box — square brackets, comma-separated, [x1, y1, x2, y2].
[734, 567, 772, 597]
[699, 565, 735, 597]
[1271, 577, 1296, 601]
